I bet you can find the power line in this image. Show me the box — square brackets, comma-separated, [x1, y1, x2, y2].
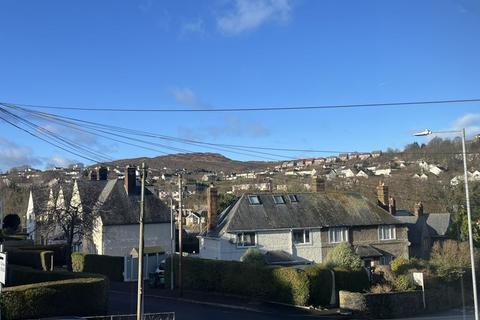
[1, 98, 479, 112]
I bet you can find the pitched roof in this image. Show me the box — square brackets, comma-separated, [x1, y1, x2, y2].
[394, 212, 451, 244]
[209, 192, 402, 236]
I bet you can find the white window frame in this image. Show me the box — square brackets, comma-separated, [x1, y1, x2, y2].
[273, 195, 285, 204]
[328, 227, 349, 243]
[248, 195, 261, 205]
[378, 225, 396, 241]
[292, 229, 311, 245]
[236, 232, 257, 248]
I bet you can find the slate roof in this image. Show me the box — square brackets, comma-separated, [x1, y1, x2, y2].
[264, 250, 310, 266]
[394, 212, 451, 245]
[355, 245, 383, 258]
[208, 192, 403, 236]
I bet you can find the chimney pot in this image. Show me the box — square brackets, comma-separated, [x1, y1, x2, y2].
[97, 166, 108, 180]
[388, 196, 396, 215]
[414, 202, 424, 216]
[376, 181, 389, 210]
[312, 176, 325, 192]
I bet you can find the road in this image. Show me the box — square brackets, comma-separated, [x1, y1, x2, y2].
[397, 308, 474, 320]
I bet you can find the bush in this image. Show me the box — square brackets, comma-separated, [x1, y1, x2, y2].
[6, 264, 103, 287]
[393, 274, 416, 291]
[18, 245, 68, 267]
[370, 283, 393, 293]
[324, 243, 362, 271]
[304, 264, 333, 307]
[334, 267, 370, 293]
[240, 248, 266, 266]
[0, 277, 108, 319]
[390, 256, 409, 274]
[6, 250, 53, 271]
[430, 240, 471, 281]
[72, 253, 124, 281]
[165, 256, 310, 305]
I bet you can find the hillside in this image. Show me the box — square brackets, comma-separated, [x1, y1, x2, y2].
[102, 152, 274, 173]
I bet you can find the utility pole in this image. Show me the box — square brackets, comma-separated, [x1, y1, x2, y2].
[178, 173, 183, 297]
[170, 197, 175, 291]
[136, 163, 146, 320]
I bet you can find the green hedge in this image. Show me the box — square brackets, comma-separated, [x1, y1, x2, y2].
[0, 277, 108, 319]
[6, 264, 103, 287]
[304, 265, 333, 307]
[17, 245, 68, 267]
[6, 250, 54, 271]
[165, 256, 310, 306]
[334, 267, 370, 293]
[72, 253, 124, 281]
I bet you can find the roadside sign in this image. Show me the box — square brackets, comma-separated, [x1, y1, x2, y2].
[413, 272, 426, 309]
[0, 252, 6, 285]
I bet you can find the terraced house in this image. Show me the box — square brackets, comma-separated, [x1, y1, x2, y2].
[199, 178, 409, 266]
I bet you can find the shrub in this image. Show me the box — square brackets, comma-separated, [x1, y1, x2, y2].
[165, 256, 310, 305]
[393, 274, 416, 291]
[0, 277, 108, 319]
[334, 267, 370, 293]
[6, 264, 102, 287]
[430, 240, 471, 281]
[370, 283, 393, 293]
[6, 250, 53, 271]
[240, 248, 266, 266]
[390, 256, 409, 274]
[304, 264, 333, 307]
[72, 253, 124, 281]
[18, 245, 68, 267]
[324, 243, 362, 271]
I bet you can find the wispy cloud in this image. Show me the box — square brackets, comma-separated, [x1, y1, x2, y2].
[180, 18, 206, 37]
[0, 139, 41, 171]
[44, 155, 75, 169]
[171, 87, 211, 109]
[217, 0, 291, 35]
[453, 113, 480, 138]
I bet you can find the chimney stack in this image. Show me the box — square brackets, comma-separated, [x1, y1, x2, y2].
[124, 165, 137, 195]
[312, 176, 325, 192]
[388, 196, 396, 215]
[97, 166, 108, 180]
[207, 184, 218, 231]
[414, 202, 424, 216]
[376, 181, 389, 210]
[88, 170, 97, 181]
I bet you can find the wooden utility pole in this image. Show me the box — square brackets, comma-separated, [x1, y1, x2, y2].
[178, 173, 183, 297]
[136, 163, 146, 320]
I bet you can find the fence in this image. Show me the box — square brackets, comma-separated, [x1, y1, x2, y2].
[124, 253, 166, 281]
[85, 312, 175, 320]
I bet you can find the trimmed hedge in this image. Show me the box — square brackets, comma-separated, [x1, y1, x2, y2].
[6, 264, 102, 287]
[6, 250, 54, 271]
[72, 253, 124, 281]
[166, 256, 310, 306]
[334, 267, 370, 293]
[17, 245, 68, 267]
[0, 277, 108, 319]
[304, 265, 333, 307]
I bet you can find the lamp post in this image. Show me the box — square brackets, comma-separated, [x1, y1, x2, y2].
[414, 128, 478, 320]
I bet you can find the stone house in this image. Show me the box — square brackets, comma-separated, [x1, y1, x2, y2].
[26, 166, 171, 256]
[199, 179, 409, 266]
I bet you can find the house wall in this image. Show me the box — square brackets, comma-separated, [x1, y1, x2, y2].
[320, 225, 409, 261]
[100, 223, 171, 256]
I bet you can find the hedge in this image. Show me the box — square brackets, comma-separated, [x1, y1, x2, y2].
[334, 267, 370, 293]
[6, 264, 103, 287]
[0, 277, 108, 319]
[17, 245, 68, 267]
[165, 256, 310, 306]
[304, 265, 333, 307]
[6, 250, 54, 271]
[72, 253, 124, 281]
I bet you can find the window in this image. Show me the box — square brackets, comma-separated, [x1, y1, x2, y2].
[248, 195, 261, 205]
[380, 255, 393, 265]
[273, 195, 285, 204]
[292, 229, 310, 244]
[378, 225, 396, 240]
[328, 227, 348, 243]
[236, 232, 256, 247]
[288, 194, 298, 202]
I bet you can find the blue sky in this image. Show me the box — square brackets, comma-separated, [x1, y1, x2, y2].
[1, 0, 480, 170]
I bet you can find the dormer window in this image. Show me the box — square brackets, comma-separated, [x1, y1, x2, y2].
[288, 195, 298, 202]
[248, 195, 261, 205]
[273, 195, 285, 204]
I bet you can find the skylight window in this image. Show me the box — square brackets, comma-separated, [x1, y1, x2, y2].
[248, 195, 261, 205]
[273, 195, 285, 204]
[288, 195, 298, 202]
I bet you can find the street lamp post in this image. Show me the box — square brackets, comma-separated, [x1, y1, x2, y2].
[414, 128, 478, 320]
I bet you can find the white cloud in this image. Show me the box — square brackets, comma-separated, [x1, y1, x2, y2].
[453, 113, 480, 138]
[217, 0, 291, 35]
[171, 87, 211, 109]
[0, 139, 41, 171]
[44, 155, 75, 169]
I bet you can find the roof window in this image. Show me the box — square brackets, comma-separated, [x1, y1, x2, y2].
[273, 195, 285, 204]
[288, 194, 298, 202]
[248, 195, 261, 205]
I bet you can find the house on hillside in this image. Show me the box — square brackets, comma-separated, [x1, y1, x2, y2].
[371, 151, 382, 158]
[198, 179, 409, 266]
[26, 166, 171, 256]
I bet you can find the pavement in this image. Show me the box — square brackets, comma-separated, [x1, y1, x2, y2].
[108, 282, 342, 320]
